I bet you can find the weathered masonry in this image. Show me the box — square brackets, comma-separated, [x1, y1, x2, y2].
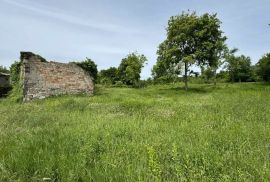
[21, 52, 94, 101]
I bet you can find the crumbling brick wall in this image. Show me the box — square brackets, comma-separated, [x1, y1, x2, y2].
[20, 52, 94, 101]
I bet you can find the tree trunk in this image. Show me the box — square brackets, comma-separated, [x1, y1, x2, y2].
[214, 69, 217, 86]
[231, 73, 234, 83]
[184, 62, 188, 91]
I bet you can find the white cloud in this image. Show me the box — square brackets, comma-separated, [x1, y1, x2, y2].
[2, 0, 142, 34]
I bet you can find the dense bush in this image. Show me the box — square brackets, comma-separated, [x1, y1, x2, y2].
[113, 81, 127, 87]
[153, 75, 180, 84]
[4, 61, 23, 101]
[0, 65, 9, 73]
[201, 67, 216, 83]
[98, 67, 119, 85]
[9, 61, 21, 85]
[225, 55, 255, 82]
[133, 80, 149, 88]
[256, 53, 270, 82]
[99, 77, 113, 86]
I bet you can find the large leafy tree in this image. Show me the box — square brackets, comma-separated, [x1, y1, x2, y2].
[118, 53, 147, 86]
[256, 53, 270, 82]
[225, 50, 254, 82]
[152, 40, 182, 82]
[197, 13, 227, 85]
[98, 67, 119, 84]
[154, 11, 226, 90]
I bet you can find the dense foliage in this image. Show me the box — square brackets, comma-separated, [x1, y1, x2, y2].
[152, 41, 182, 82]
[225, 53, 254, 82]
[153, 11, 226, 90]
[256, 53, 270, 81]
[74, 58, 98, 81]
[9, 61, 21, 85]
[201, 66, 216, 82]
[98, 67, 119, 85]
[118, 53, 147, 86]
[0, 65, 9, 73]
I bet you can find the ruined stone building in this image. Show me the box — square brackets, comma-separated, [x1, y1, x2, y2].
[0, 72, 10, 87]
[0, 72, 11, 97]
[20, 52, 94, 101]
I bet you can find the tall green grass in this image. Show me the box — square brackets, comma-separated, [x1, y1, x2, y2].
[0, 83, 270, 181]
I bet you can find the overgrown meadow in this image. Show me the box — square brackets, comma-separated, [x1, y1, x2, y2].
[0, 83, 270, 181]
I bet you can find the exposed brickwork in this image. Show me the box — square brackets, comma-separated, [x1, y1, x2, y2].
[21, 52, 94, 101]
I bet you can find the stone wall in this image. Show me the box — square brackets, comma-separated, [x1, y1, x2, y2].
[0, 73, 11, 97]
[21, 52, 94, 101]
[0, 73, 10, 88]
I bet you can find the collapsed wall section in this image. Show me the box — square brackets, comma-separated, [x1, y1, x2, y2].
[21, 52, 94, 101]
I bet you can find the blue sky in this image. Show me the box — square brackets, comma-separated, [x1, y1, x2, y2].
[0, 0, 269, 78]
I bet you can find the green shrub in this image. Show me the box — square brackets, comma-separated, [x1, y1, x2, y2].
[10, 61, 21, 85]
[256, 53, 270, 82]
[5, 61, 23, 101]
[153, 75, 180, 84]
[0, 65, 9, 73]
[7, 83, 23, 102]
[113, 81, 127, 87]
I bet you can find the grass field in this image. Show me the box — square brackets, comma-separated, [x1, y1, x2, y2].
[0, 83, 270, 181]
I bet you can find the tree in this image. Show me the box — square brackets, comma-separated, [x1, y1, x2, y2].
[216, 70, 229, 81]
[118, 53, 147, 86]
[201, 66, 215, 82]
[225, 51, 254, 82]
[10, 61, 21, 85]
[154, 11, 226, 90]
[196, 14, 227, 85]
[152, 40, 182, 83]
[0, 65, 9, 74]
[74, 58, 98, 82]
[256, 53, 270, 82]
[98, 67, 119, 84]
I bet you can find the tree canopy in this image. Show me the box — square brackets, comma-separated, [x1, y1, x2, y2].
[256, 53, 270, 82]
[224, 50, 254, 82]
[118, 53, 147, 86]
[153, 11, 226, 90]
[0, 65, 9, 74]
[98, 67, 119, 84]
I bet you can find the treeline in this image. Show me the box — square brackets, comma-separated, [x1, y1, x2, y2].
[97, 53, 147, 87]
[66, 53, 147, 88]
[2, 11, 270, 91]
[96, 50, 270, 88]
[97, 11, 270, 89]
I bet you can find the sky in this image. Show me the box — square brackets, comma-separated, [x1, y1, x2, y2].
[0, 0, 269, 79]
